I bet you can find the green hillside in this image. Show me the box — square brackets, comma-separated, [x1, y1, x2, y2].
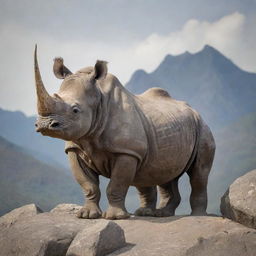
[0, 136, 83, 216]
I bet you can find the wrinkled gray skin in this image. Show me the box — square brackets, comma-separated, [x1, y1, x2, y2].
[34, 46, 215, 220]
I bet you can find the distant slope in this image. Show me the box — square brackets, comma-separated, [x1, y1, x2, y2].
[0, 136, 83, 216]
[207, 111, 256, 213]
[0, 108, 67, 168]
[126, 45, 256, 129]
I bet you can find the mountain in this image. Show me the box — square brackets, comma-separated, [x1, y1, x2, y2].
[0, 108, 68, 168]
[0, 136, 83, 216]
[126, 45, 256, 129]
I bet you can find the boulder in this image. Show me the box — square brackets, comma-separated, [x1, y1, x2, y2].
[0, 204, 42, 229]
[0, 212, 97, 256]
[66, 220, 126, 256]
[221, 169, 256, 229]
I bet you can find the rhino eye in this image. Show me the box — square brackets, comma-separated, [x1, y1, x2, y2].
[72, 107, 80, 114]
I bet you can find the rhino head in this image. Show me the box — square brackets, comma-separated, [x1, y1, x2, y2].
[34, 46, 107, 141]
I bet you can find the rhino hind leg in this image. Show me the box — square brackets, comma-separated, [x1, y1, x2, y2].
[134, 186, 157, 216]
[155, 177, 181, 217]
[187, 124, 215, 216]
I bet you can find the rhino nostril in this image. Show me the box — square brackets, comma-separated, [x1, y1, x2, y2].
[50, 121, 60, 128]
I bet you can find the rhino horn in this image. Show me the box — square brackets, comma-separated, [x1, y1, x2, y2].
[34, 45, 55, 115]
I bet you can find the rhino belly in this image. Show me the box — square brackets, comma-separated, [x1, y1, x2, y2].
[132, 121, 197, 186]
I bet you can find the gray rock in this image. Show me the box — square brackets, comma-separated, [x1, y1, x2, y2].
[50, 203, 82, 215]
[0, 204, 42, 229]
[67, 220, 126, 256]
[0, 212, 96, 256]
[108, 216, 256, 256]
[186, 229, 256, 256]
[221, 169, 256, 229]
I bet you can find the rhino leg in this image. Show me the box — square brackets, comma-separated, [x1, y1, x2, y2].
[155, 176, 181, 217]
[102, 155, 137, 220]
[187, 125, 215, 216]
[134, 186, 157, 216]
[67, 151, 102, 219]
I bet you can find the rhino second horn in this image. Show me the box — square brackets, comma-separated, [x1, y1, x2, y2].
[53, 57, 73, 79]
[34, 45, 55, 115]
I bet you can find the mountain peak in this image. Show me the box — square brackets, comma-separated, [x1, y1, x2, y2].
[202, 44, 215, 51]
[165, 50, 192, 59]
[162, 45, 222, 63]
[200, 44, 223, 56]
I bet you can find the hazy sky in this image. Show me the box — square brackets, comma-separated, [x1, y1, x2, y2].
[0, 0, 256, 115]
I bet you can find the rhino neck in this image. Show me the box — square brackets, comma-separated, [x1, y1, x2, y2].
[78, 85, 109, 142]
[88, 91, 106, 138]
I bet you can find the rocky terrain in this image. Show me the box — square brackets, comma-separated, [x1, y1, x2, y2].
[0, 170, 255, 256]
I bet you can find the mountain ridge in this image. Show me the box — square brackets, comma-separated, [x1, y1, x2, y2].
[126, 45, 256, 129]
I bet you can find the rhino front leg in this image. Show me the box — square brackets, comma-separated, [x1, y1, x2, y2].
[102, 155, 137, 220]
[67, 151, 102, 219]
[134, 186, 157, 216]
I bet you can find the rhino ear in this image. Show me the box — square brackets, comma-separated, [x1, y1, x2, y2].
[93, 60, 108, 80]
[53, 57, 73, 79]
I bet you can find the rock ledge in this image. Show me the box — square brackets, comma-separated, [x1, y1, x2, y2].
[1, 203, 256, 256]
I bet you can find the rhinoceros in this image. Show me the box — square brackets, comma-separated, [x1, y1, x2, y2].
[34, 46, 215, 219]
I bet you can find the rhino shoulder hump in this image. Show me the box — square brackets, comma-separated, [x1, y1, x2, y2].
[140, 87, 172, 99]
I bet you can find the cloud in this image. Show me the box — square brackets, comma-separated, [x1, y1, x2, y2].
[0, 12, 255, 115]
[133, 12, 250, 72]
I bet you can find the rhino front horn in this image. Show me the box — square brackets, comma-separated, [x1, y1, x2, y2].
[34, 45, 55, 115]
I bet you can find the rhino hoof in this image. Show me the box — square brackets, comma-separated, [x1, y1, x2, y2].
[190, 210, 207, 216]
[102, 207, 130, 220]
[154, 208, 174, 217]
[134, 207, 155, 216]
[76, 205, 102, 219]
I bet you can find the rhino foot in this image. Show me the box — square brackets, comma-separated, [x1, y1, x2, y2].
[77, 204, 102, 219]
[134, 207, 155, 216]
[190, 209, 207, 216]
[154, 208, 175, 217]
[102, 206, 130, 220]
